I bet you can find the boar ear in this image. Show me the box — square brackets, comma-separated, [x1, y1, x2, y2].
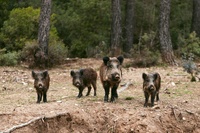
[117, 56, 124, 65]
[70, 70, 75, 77]
[32, 71, 36, 78]
[103, 56, 110, 65]
[80, 69, 84, 76]
[153, 73, 159, 80]
[142, 73, 147, 80]
[43, 70, 48, 78]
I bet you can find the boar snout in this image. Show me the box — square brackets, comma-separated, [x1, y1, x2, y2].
[74, 81, 81, 87]
[112, 72, 120, 81]
[148, 84, 155, 91]
[38, 82, 44, 89]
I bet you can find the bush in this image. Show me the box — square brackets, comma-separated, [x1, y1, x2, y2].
[0, 7, 40, 51]
[0, 6, 61, 52]
[20, 40, 68, 68]
[131, 48, 161, 67]
[180, 32, 200, 61]
[0, 50, 20, 66]
[20, 40, 38, 67]
[48, 41, 68, 67]
[130, 31, 161, 67]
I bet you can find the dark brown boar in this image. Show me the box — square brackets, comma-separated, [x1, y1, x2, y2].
[70, 68, 97, 98]
[99, 56, 124, 102]
[32, 70, 50, 103]
[142, 72, 161, 107]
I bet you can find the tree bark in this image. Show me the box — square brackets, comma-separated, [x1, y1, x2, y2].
[124, 0, 134, 56]
[110, 0, 122, 57]
[36, 0, 51, 67]
[159, 0, 176, 65]
[191, 0, 200, 37]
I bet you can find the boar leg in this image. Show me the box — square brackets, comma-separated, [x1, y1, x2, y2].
[156, 92, 159, 101]
[103, 82, 110, 102]
[77, 87, 83, 98]
[114, 88, 118, 99]
[37, 92, 42, 103]
[86, 86, 91, 96]
[144, 92, 149, 107]
[43, 91, 47, 102]
[110, 85, 118, 102]
[150, 92, 156, 107]
[91, 81, 97, 96]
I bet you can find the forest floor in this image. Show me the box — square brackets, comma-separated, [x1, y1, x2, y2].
[0, 58, 200, 133]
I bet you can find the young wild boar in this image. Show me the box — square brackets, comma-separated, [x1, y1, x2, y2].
[70, 68, 97, 98]
[99, 56, 124, 102]
[32, 70, 50, 103]
[142, 72, 161, 107]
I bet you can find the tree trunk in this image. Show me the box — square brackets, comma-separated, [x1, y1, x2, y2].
[110, 0, 122, 57]
[36, 0, 51, 67]
[159, 0, 176, 65]
[124, 0, 134, 57]
[191, 0, 200, 37]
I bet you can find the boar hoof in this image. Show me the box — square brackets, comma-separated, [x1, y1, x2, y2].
[104, 97, 108, 102]
[77, 94, 82, 98]
[43, 100, 47, 103]
[110, 97, 115, 102]
[144, 103, 148, 107]
[110, 100, 114, 103]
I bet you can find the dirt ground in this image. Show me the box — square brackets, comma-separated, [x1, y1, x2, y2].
[0, 58, 200, 133]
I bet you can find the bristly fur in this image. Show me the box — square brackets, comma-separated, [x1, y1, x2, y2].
[142, 72, 161, 107]
[99, 56, 124, 102]
[70, 68, 97, 98]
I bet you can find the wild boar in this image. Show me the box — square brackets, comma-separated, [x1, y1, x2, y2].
[142, 72, 161, 107]
[32, 70, 50, 103]
[70, 68, 97, 98]
[99, 56, 124, 102]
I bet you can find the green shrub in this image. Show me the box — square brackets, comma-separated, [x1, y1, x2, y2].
[20, 40, 38, 66]
[0, 6, 61, 52]
[180, 32, 200, 61]
[0, 7, 40, 51]
[131, 48, 161, 67]
[48, 41, 68, 67]
[0, 51, 19, 66]
[20, 40, 68, 68]
[130, 31, 161, 67]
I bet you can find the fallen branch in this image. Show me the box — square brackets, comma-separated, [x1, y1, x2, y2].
[171, 107, 178, 121]
[2, 112, 70, 133]
[117, 82, 132, 93]
[185, 109, 195, 115]
[163, 81, 171, 92]
[3, 116, 43, 133]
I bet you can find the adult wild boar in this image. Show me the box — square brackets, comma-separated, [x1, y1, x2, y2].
[142, 72, 161, 107]
[70, 68, 97, 98]
[32, 70, 50, 103]
[100, 56, 124, 102]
